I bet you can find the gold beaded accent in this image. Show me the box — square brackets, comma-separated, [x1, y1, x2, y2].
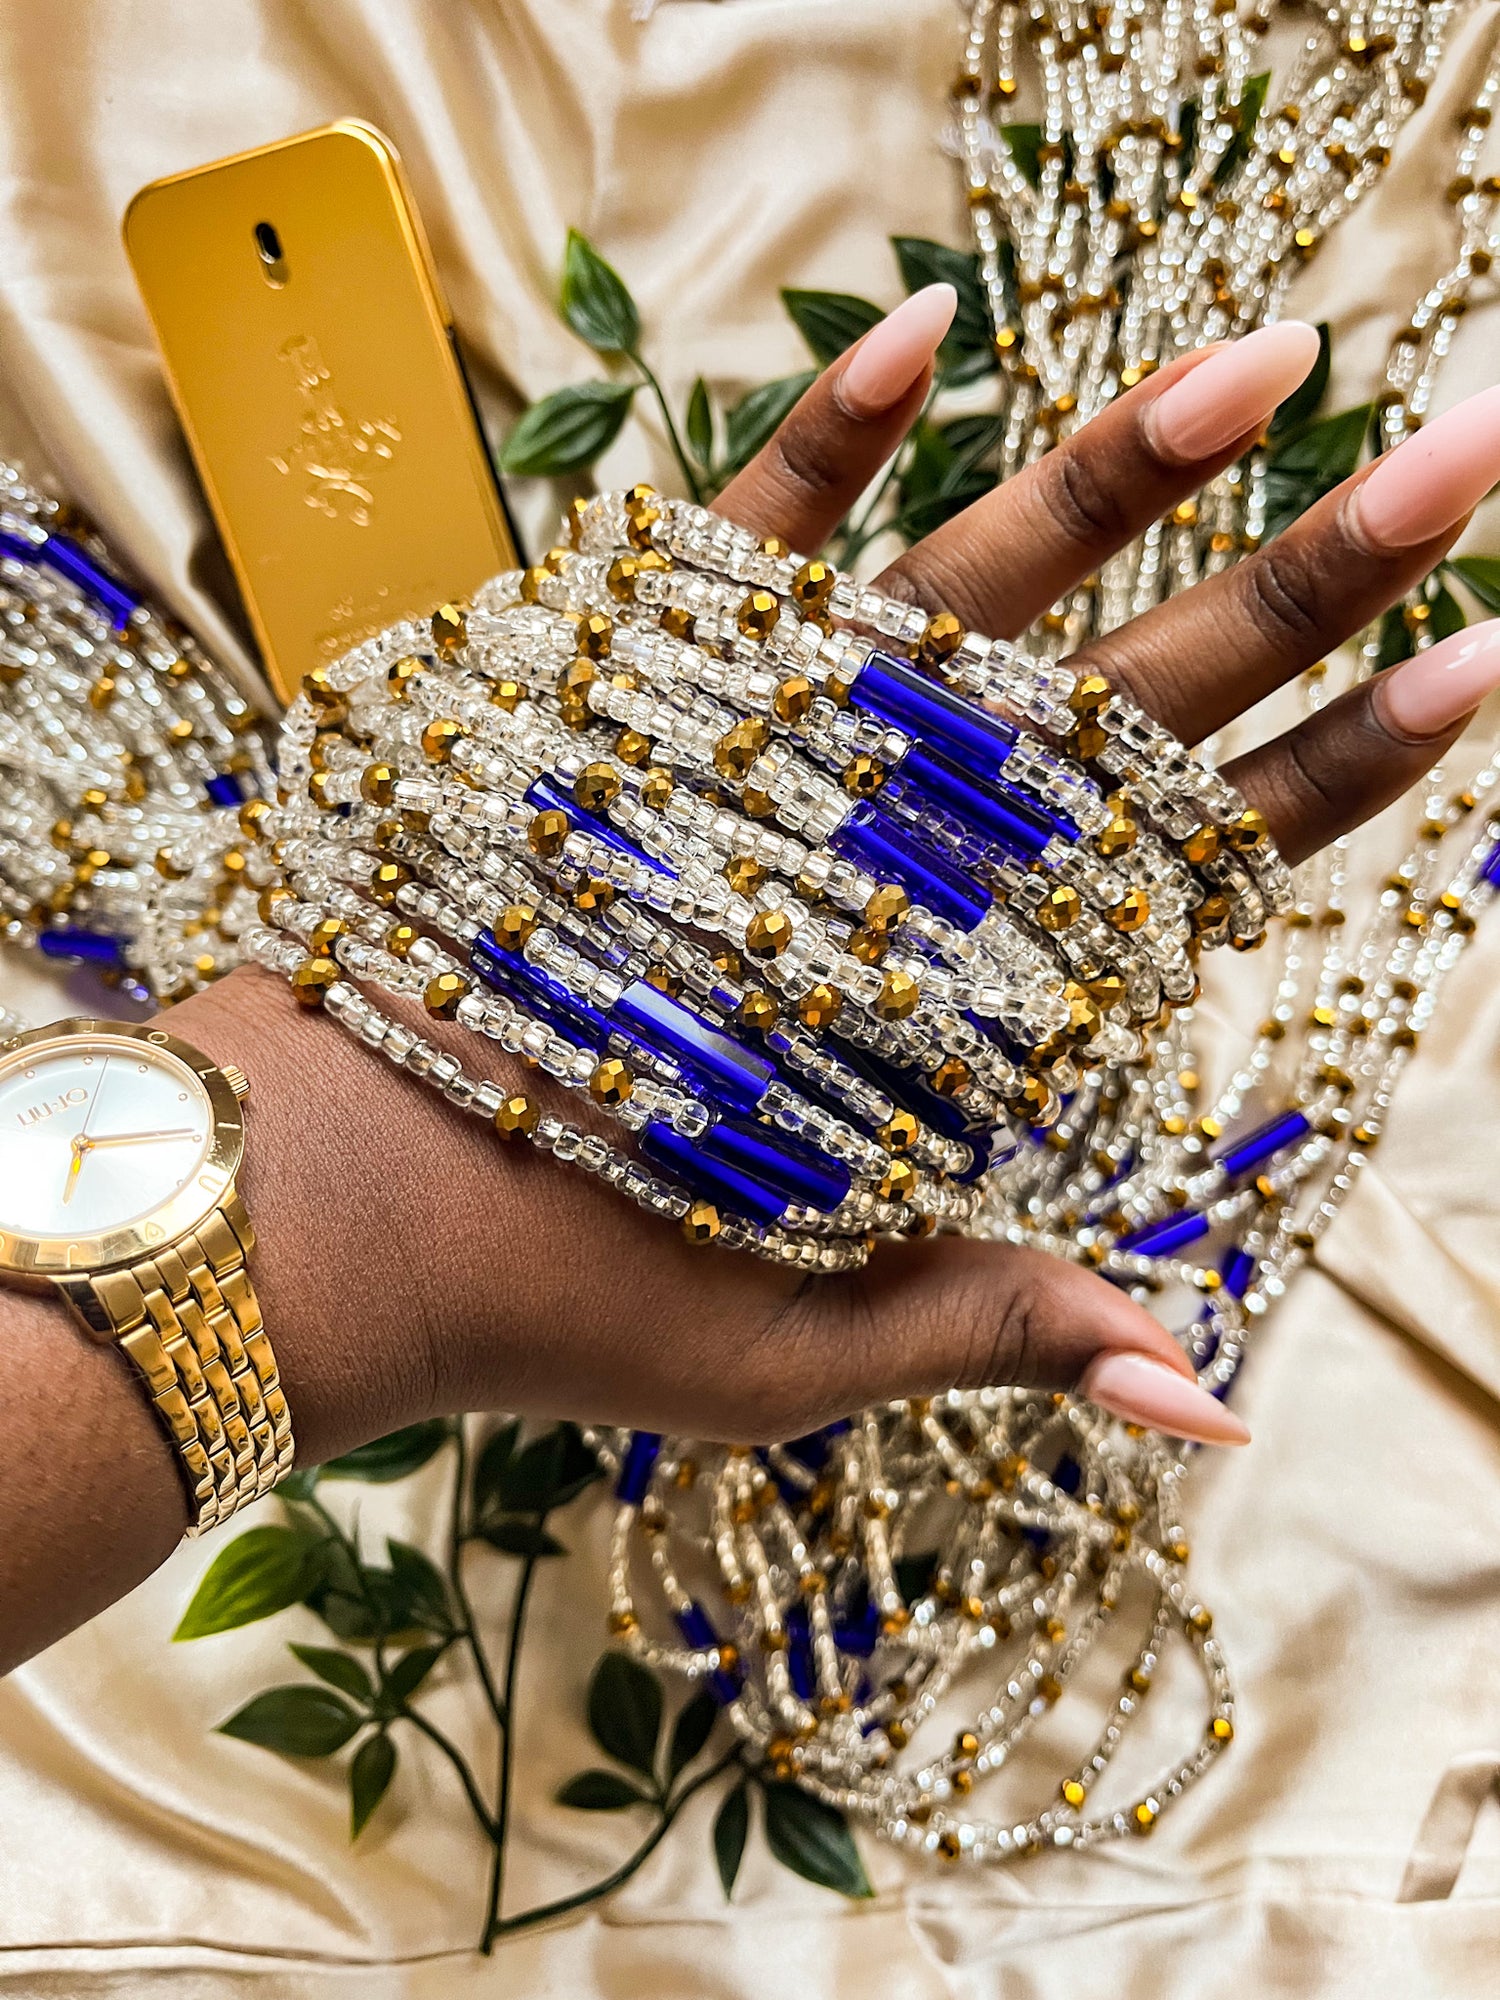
[430, 603, 467, 657]
[424, 971, 469, 1017]
[421, 717, 464, 763]
[745, 908, 795, 957]
[290, 956, 339, 1007]
[493, 1092, 540, 1140]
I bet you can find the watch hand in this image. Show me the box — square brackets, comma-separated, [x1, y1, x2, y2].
[81, 1128, 198, 1150]
[61, 1135, 86, 1207]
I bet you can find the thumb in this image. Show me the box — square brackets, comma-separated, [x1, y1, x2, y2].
[778, 1235, 1249, 1448]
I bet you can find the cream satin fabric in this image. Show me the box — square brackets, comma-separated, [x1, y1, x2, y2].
[3, 1, 1500, 1993]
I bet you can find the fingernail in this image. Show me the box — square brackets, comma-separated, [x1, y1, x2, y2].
[1078, 1350, 1252, 1447]
[1352, 384, 1500, 550]
[839, 284, 957, 417]
[1145, 322, 1322, 463]
[1381, 615, 1500, 736]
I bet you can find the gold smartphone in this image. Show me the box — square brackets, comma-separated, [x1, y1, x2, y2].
[124, 120, 519, 705]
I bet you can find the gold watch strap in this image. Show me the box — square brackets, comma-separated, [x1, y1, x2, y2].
[66, 1193, 294, 1535]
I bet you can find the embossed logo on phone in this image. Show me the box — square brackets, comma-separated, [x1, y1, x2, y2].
[269, 334, 402, 526]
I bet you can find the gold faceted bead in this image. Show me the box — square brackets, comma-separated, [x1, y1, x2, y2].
[919, 610, 966, 667]
[493, 1092, 540, 1140]
[430, 602, 467, 657]
[590, 1057, 634, 1106]
[561, 657, 599, 698]
[740, 786, 776, 819]
[1065, 981, 1104, 1040]
[1107, 888, 1150, 932]
[877, 1110, 920, 1154]
[301, 664, 344, 711]
[1182, 823, 1221, 867]
[745, 907, 795, 957]
[875, 968, 920, 1020]
[1010, 1075, 1060, 1126]
[81, 787, 109, 809]
[421, 716, 464, 763]
[424, 971, 469, 1018]
[575, 762, 622, 812]
[625, 501, 661, 549]
[1036, 883, 1082, 932]
[495, 903, 539, 951]
[257, 884, 295, 924]
[930, 1056, 971, 1097]
[385, 922, 419, 958]
[711, 946, 744, 980]
[724, 854, 768, 897]
[790, 559, 834, 612]
[489, 677, 525, 711]
[643, 964, 681, 996]
[659, 604, 695, 643]
[154, 847, 188, 881]
[361, 762, 398, 807]
[574, 876, 615, 913]
[640, 768, 675, 809]
[1062, 1778, 1087, 1808]
[575, 612, 613, 659]
[615, 727, 652, 766]
[388, 654, 423, 700]
[1096, 813, 1137, 858]
[773, 673, 815, 723]
[736, 589, 779, 641]
[1132, 1802, 1158, 1834]
[865, 883, 910, 932]
[1211, 1716, 1234, 1744]
[290, 955, 339, 1007]
[1068, 672, 1113, 719]
[89, 673, 116, 710]
[238, 797, 271, 840]
[714, 717, 770, 780]
[848, 926, 888, 964]
[880, 1157, 917, 1201]
[164, 715, 194, 743]
[50, 818, 74, 851]
[797, 983, 842, 1030]
[842, 754, 885, 798]
[369, 860, 409, 907]
[739, 990, 780, 1033]
[606, 555, 641, 602]
[1072, 721, 1108, 760]
[528, 809, 571, 858]
[682, 1200, 722, 1244]
[1227, 806, 1270, 853]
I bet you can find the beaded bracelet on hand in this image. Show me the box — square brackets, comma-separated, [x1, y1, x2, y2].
[0, 465, 277, 1002]
[247, 488, 1290, 1265]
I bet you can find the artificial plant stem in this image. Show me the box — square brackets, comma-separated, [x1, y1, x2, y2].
[449, 1425, 508, 1728]
[630, 350, 706, 505]
[490, 1744, 744, 1942]
[402, 1705, 499, 1843]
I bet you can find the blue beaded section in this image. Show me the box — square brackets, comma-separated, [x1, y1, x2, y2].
[615, 1430, 661, 1505]
[852, 650, 1018, 780]
[887, 744, 1066, 859]
[0, 528, 139, 631]
[37, 926, 125, 967]
[1483, 839, 1500, 888]
[524, 776, 674, 876]
[470, 929, 612, 1047]
[1116, 1208, 1211, 1257]
[612, 979, 773, 1117]
[675, 1601, 742, 1703]
[1212, 1109, 1311, 1180]
[1220, 1246, 1256, 1298]
[205, 771, 246, 808]
[640, 1114, 850, 1224]
[641, 1120, 788, 1223]
[830, 800, 990, 932]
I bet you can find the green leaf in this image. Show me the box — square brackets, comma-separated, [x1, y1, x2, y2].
[218, 1685, 361, 1757]
[1428, 579, 1467, 642]
[472, 1419, 521, 1518]
[667, 1689, 719, 1782]
[781, 288, 884, 367]
[723, 371, 817, 474]
[306, 1564, 420, 1646]
[350, 1731, 396, 1838]
[289, 1644, 373, 1703]
[713, 1779, 750, 1899]
[174, 1526, 326, 1641]
[499, 1423, 601, 1513]
[479, 1518, 568, 1559]
[587, 1651, 663, 1780]
[1268, 322, 1332, 442]
[890, 237, 994, 382]
[386, 1538, 454, 1634]
[500, 381, 636, 477]
[1215, 71, 1271, 186]
[1447, 554, 1500, 613]
[1000, 123, 1043, 186]
[556, 1769, 652, 1811]
[322, 1420, 451, 1485]
[686, 377, 714, 470]
[278, 1467, 320, 1502]
[1377, 605, 1416, 669]
[560, 228, 641, 355]
[762, 1782, 873, 1898]
[383, 1642, 446, 1706]
[1262, 402, 1372, 539]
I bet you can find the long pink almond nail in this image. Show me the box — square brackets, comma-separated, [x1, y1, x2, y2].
[1353, 384, 1500, 550]
[1078, 1350, 1252, 1447]
[1145, 322, 1322, 463]
[839, 284, 958, 417]
[1381, 615, 1500, 736]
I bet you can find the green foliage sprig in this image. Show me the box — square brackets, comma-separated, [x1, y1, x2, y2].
[176, 1419, 875, 1948]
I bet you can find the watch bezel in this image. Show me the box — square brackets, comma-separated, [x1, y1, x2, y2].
[0, 1016, 245, 1279]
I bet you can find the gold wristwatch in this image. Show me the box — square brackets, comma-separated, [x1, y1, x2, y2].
[0, 1017, 292, 1535]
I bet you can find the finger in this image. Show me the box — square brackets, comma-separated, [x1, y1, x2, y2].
[1222, 615, 1500, 864]
[1073, 383, 1500, 742]
[761, 1237, 1249, 1448]
[874, 322, 1321, 637]
[712, 284, 957, 551]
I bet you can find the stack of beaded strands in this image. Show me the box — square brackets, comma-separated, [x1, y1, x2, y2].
[0, 465, 275, 1004]
[574, 0, 1500, 1867]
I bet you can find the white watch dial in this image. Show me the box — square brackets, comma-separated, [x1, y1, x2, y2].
[0, 1038, 214, 1240]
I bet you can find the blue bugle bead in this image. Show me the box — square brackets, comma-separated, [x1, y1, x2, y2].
[205, 771, 246, 808]
[889, 744, 1072, 859]
[615, 1430, 661, 1505]
[640, 1120, 788, 1224]
[1116, 1208, 1211, 1257]
[1482, 840, 1500, 888]
[612, 978, 773, 1118]
[1212, 1109, 1311, 1180]
[470, 928, 611, 1048]
[37, 926, 126, 967]
[850, 650, 1019, 780]
[675, 1601, 743, 1703]
[830, 800, 991, 932]
[0, 528, 139, 630]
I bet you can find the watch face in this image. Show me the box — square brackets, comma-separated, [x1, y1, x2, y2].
[0, 1031, 218, 1246]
